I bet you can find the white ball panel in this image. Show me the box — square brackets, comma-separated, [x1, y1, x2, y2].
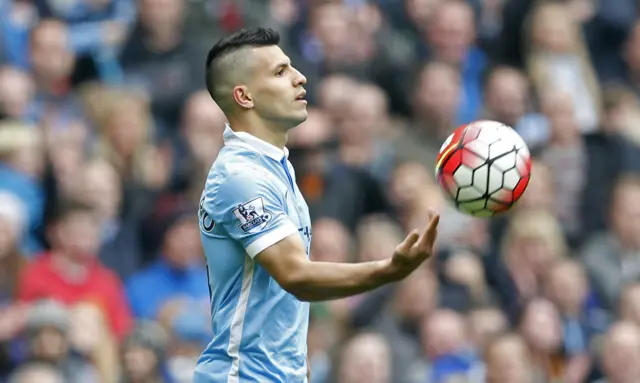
[457, 186, 483, 202]
[492, 153, 516, 172]
[488, 166, 504, 194]
[471, 164, 489, 193]
[488, 140, 513, 159]
[465, 140, 489, 160]
[503, 168, 520, 190]
[453, 165, 473, 187]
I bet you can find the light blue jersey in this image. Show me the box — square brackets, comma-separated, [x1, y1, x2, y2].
[195, 125, 312, 383]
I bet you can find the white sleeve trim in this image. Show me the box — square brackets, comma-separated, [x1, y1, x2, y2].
[245, 221, 298, 258]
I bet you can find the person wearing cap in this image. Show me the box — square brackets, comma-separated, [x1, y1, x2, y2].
[121, 321, 172, 383]
[21, 299, 98, 383]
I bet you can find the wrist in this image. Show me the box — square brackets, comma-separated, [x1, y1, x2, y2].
[376, 258, 401, 284]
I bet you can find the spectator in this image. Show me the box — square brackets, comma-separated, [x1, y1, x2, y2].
[68, 301, 120, 383]
[596, 321, 640, 383]
[120, 0, 204, 136]
[22, 299, 98, 382]
[126, 207, 208, 320]
[0, 67, 34, 120]
[467, 307, 508, 350]
[482, 66, 548, 147]
[0, 121, 45, 255]
[418, 309, 483, 383]
[17, 200, 132, 340]
[423, 0, 488, 125]
[582, 175, 640, 310]
[121, 321, 171, 383]
[526, 2, 601, 133]
[337, 332, 391, 383]
[26, 20, 84, 129]
[491, 209, 568, 318]
[73, 158, 143, 279]
[483, 332, 543, 383]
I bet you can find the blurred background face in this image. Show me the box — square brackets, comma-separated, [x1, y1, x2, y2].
[602, 323, 640, 382]
[0, 67, 34, 119]
[29, 21, 75, 82]
[541, 90, 580, 144]
[414, 63, 460, 126]
[339, 85, 389, 144]
[508, 233, 555, 274]
[105, 101, 149, 158]
[485, 335, 532, 383]
[426, 1, 475, 65]
[394, 269, 438, 321]
[31, 327, 68, 362]
[520, 299, 562, 353]
[421, 309, 468, 359]
[310, 219, 350, 263]
[357, 219, 404, 262]
[74, 160, 122, 220]
[47, 122, 88, 197]
[163, 219, 202, 269]
[123, 344, 158, 382]
[139, 0, 185, 32]
[517, 161, 554, 211]
[310, 4, 351, 60]
[545, 260, 588, 315]
[338, 334, 391, 383]
[485, 68, 529, 127]
[531, 4, 574, 53]
[317, 75, 359, 122]
[389, 162, 434, 209]
[50, 211, 100, 259]
[405, 0, 442, 29]
[182, 93, 226, 164]
[468, 308, 508, 349]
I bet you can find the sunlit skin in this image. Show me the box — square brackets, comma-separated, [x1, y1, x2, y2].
[226, 45, 308, 149]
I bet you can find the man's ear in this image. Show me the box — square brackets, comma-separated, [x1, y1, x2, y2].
[233, 86, 254, 109]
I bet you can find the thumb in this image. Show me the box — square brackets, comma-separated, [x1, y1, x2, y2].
[396, 230, 420, 253]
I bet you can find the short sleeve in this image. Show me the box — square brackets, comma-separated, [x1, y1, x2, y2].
[209, 170, 298, 258]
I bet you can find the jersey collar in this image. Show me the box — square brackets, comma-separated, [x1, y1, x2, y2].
[223, 124, 289, 161]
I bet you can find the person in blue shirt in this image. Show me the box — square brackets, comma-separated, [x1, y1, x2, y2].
[196, 27, 441, 383]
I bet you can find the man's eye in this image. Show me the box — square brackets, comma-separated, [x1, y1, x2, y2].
[276, 68, 285, 76]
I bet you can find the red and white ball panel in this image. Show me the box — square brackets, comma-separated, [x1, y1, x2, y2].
[435, 120, 532, 217]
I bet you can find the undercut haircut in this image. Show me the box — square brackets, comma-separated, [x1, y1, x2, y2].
[205, 27, 280, 112]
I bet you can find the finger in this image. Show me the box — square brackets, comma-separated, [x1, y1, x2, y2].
[397, 230, 420, 253]
[418, 212, 440, 249]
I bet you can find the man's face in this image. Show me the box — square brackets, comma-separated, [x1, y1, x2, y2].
[30, 23, 75, 82]
[247, 46, 308, 129]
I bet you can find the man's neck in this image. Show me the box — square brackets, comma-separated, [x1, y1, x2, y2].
[228, 116, 288, 149]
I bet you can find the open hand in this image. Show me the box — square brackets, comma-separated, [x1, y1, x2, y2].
[388, 209, 440, 281]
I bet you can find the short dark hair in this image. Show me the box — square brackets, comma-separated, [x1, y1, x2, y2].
[48, 199, 95, 226]
[205, 27, 280, 105]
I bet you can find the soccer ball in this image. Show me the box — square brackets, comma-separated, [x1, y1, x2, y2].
[435, 120, 532, 217]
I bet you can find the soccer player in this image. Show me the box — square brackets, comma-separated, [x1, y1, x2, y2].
[196, 27, 440, 383]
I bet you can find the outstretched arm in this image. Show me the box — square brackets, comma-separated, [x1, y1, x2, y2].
[255, 211, 440, 302]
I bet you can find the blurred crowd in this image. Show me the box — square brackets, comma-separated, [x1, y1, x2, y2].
[2, 0, 640, 382]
